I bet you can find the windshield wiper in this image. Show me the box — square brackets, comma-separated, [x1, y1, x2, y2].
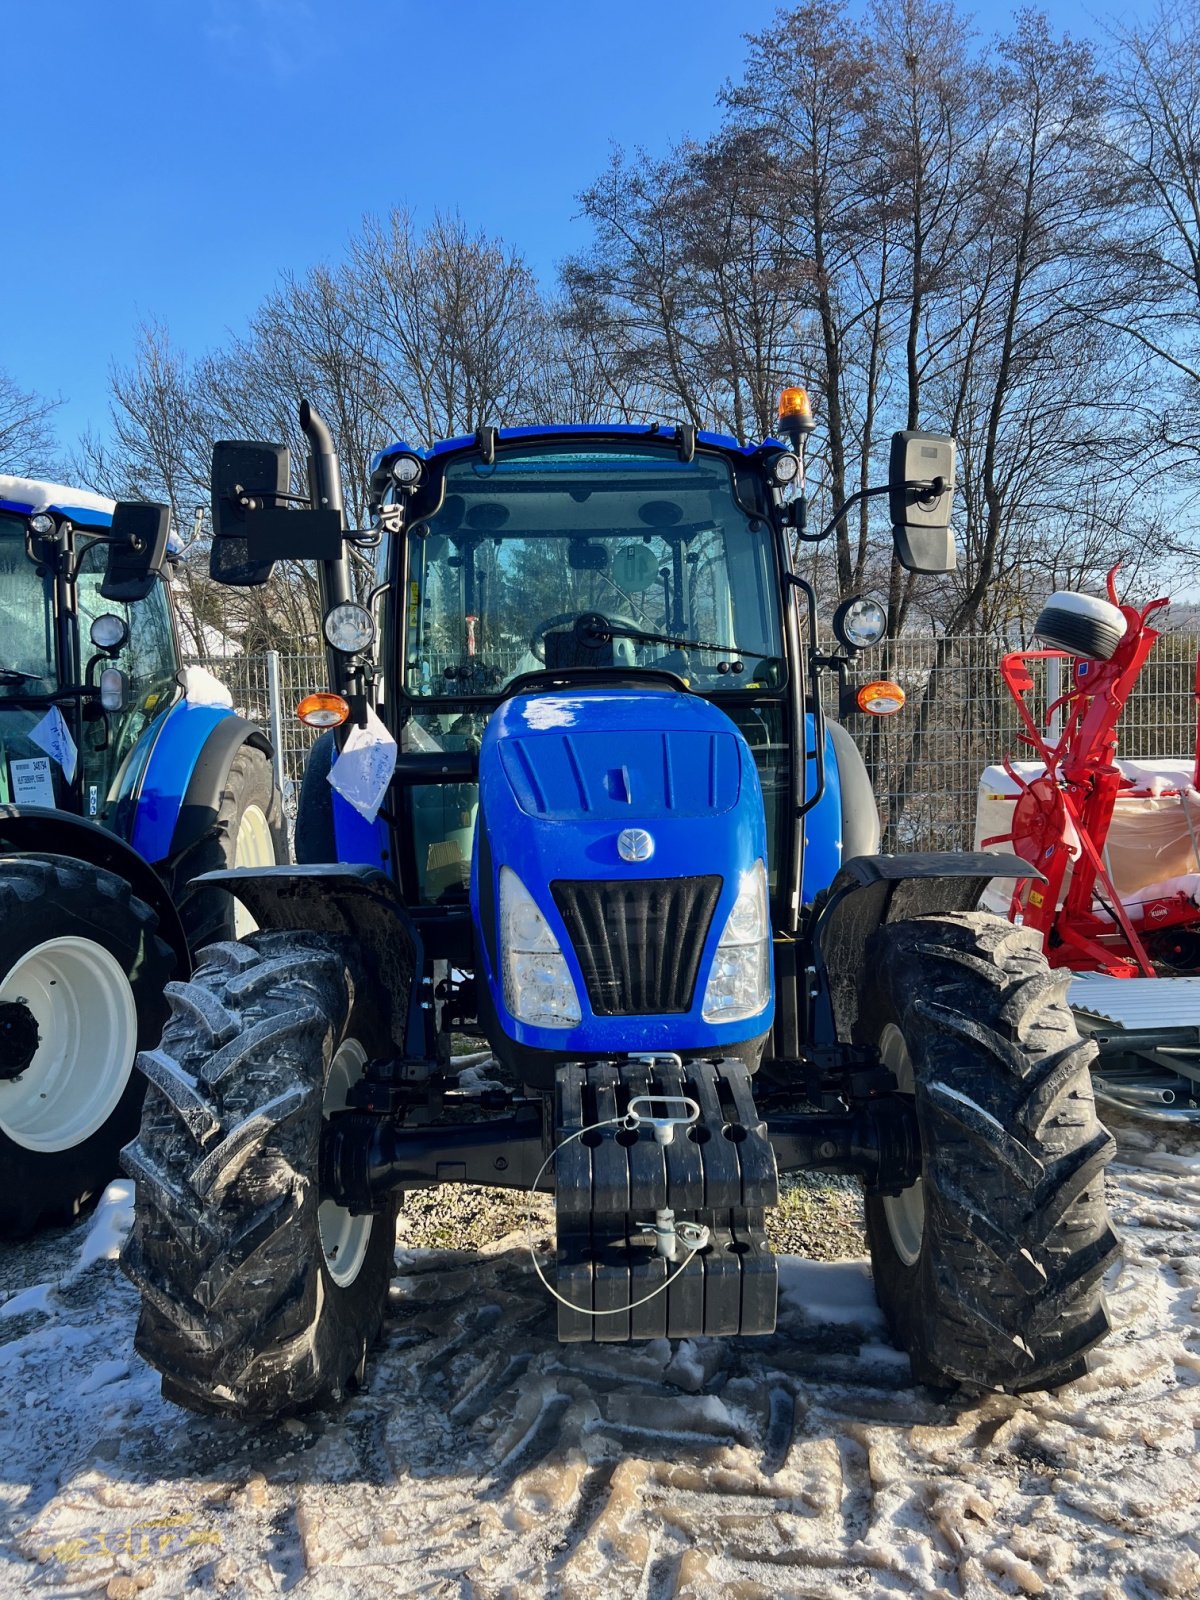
[0, 669, 45, 685]
[583, 618, 750, 662]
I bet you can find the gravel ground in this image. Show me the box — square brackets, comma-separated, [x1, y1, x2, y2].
[395, 1173, 865, 1259]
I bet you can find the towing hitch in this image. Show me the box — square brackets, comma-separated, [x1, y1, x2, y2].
[552, 1058, 778, 1342]
[319, 1055, 921, 1344]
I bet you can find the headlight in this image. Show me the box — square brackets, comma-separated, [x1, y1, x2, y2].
[702, 860, 770, 1023]
[90, 613, 129, 652]
[28, 512, 56, 536]
[832, 595, 887, 651]
[770, 452, 800, 485]
[499, 867, 581, 1028]
[323, 602, 376, 654]
[390, 454, 423, 486]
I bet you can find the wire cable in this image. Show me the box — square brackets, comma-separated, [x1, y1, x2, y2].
[525, 1114, 707, 1317]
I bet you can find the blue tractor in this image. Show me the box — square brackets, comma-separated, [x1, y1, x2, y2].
[0, 476, 284, 1234]
[120, 400, 1118, 1414]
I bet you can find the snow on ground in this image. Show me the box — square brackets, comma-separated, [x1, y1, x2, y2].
[1, 1115, 1199, 1600]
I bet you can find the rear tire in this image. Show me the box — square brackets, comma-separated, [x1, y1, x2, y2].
[171, 744, 286, 950]
[120, 931, 398, 1416]
[0, 855, 173, 1235]
[859, 912, 1118, 1392]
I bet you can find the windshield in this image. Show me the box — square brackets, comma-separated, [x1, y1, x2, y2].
[402, 443, 784, 699]
[0, 514, 55, 695]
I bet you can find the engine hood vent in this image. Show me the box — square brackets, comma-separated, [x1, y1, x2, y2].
[492, 691, 744, 822]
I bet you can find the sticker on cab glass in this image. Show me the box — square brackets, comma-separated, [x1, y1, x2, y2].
[10, 757, 55, 807]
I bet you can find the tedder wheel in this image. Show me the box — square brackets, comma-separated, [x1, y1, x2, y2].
[0, 855, 173, 1236]
[171, 743, 286, 950]
[120, 930, 398, 1416]
[859, 912, 1119, 1393]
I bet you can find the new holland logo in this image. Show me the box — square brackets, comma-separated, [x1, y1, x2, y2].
[617, 828, 654, 863]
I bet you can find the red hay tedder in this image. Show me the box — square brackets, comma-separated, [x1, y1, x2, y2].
[978, 570, 1200, 1118]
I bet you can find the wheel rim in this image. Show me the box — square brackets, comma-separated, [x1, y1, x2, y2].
[879, 1022, 925, 1266]
[0, 937, 137, 1153]
[233, 803, 275, 939]
[318, 1038, 374, 1287]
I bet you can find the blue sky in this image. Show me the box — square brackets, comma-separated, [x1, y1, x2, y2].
[5, 0, 1160, 454]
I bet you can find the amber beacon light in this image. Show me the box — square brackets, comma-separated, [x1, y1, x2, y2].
[777, 386, 815, 431]
[856, 680, 906, 716]
[297, 692, 351, 728]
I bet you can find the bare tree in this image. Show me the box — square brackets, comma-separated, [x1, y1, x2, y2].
[1096, 0, 1200, 480]
[0, 369, 63, 477]
[350, 210, 550, 442]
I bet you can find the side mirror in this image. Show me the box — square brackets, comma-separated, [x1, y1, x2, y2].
[889, 431, 956, 575]
[210, 439, 343, 587]
[101, 502, 170, 601]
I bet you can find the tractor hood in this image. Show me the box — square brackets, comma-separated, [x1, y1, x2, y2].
[472, 683, 772, 1063]
[491, 688, 743, 822]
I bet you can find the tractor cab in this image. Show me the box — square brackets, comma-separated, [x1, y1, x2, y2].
[380, 434, 792, 916]
[0, 477, 177, 829]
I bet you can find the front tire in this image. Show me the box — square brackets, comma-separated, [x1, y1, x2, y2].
[0, 855, 173, 1236]
[170, 743, 286, 949]
[120, 931, 397, 1416]
[860, 912, 1118, 1393]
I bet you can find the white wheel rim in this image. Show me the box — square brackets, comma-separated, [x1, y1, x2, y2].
[233, 803, 275, 939]
[318, 1038, 374, 1287]
[879, 1022, 925, 1267]
[0, 937, 137, 1152]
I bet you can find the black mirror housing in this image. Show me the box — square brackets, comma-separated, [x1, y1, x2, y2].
[209, 441, 289, 587]
[101, 501, 170, 601]
[893, 523, 957, 574]
[889, 430, 956, 575]
[211, 441, 290, 540]
[209, 439, 343, 586]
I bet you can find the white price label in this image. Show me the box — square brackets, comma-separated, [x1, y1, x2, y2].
[10, 756, 56, 808]
[326, 708, 398, 823]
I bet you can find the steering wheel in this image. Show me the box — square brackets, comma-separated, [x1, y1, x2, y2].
[528, 611, 649, 662]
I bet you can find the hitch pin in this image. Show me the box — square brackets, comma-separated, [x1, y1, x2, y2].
[638, 1209, 711, 1263]
[623, 1092, 700, 1147]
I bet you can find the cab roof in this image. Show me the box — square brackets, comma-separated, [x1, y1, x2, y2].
[370, 422, 783, 475]
[0, 474, 114, 526]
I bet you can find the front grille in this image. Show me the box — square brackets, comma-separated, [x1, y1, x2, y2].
[551, 876, 722, 1016]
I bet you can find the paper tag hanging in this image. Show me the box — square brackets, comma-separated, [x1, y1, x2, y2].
[29, 706, 78, 784]
[326, 707, 398, 823]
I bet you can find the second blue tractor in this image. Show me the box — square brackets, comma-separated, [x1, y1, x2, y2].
[0, 475, 284, 1233]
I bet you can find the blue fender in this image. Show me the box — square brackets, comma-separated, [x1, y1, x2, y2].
[128, 701, 237, 865]
[801, 712, 844, 906]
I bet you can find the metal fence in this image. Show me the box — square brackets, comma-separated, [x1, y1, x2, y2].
[194, 637, 1200, 851]
[186, 652, 327, 819]
[827, 633, 1200, 851]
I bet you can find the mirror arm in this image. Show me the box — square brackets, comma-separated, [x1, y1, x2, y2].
[800, 484, 890, 545]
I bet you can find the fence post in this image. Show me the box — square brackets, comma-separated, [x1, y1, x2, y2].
[265, 651, 286, 797]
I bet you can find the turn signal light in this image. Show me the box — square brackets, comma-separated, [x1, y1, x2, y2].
[297, 692, 350, 728]
[778, 386, 814, 427]
[856, 680, 906, 716]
